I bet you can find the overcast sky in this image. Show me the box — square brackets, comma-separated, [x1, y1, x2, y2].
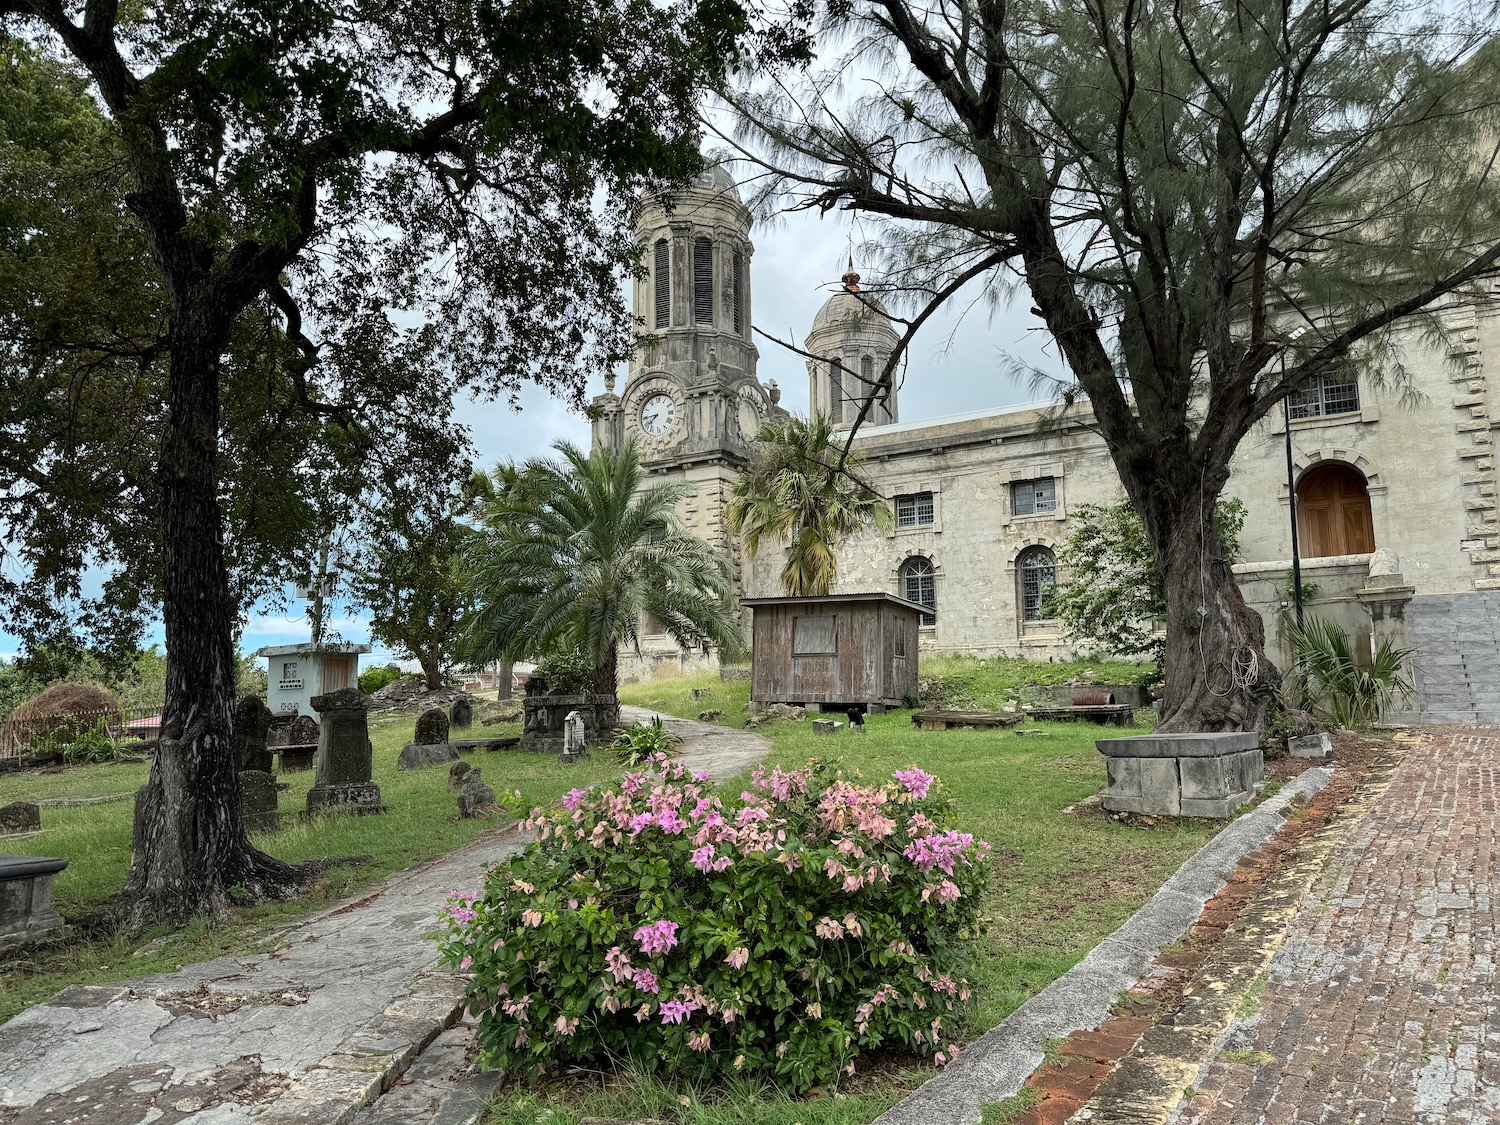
[1, 165, 1068, 672]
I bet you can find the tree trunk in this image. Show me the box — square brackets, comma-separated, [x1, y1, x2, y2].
[421, 649, 443, 691]
[124, 293, 306, 929]
[497, 657, 514, 700]
[594, 643, 619, 698]
[1142, 474, 1275, 733]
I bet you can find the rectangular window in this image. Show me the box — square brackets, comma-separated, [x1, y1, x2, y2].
[895, 491, 935, 528]
[792, 615, 837, 655]
[829, 360, 844, 423]
[653, 240, 670, 329]
[1011, 477, 1058, 516]
[1288, 376, 1360, 420]
[282, 662, 297, 680]
[732, 250, 743, 335]
[693, 238, 714, 325]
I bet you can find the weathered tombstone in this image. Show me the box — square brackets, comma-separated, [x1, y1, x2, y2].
[305, 688, 383, 816]
[239, 769, 279, 833]
[0, 855, 68, 951]
[560, 710, 588, 763]
[1289, 732, 1332, 759]
[415, 708, 450, 745]
[457, 768, 496, 818]
[811, 719, 843, 735]
[397, 739, 460, 771]
[0, 803, 41, 835]
[449, 696, 474, 731]
[281, 714, 321, 772]
[448, 760, 472, 791]
[233, 694, 274, 773]
[1097, 733, 1263, 818]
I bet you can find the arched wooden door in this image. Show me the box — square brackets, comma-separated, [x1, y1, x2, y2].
[1297, 463, 1375, 557]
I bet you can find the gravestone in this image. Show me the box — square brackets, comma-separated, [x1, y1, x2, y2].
[448, 760, 472, 791]
[0, 854, 68, 951]
[0, 803, 41, 835]
[233, 694, 274, 773]
[239, 769, 279, 833]
[457, 768, 496, 818]
[415, 708, 450, 745]
[811, 719, 843, 734]
[449, 696, 474, 731]
[397, 739, 460, 771]
[1097, 732, 1263, 818]
[560, 710, 588, 764]
[281, 714, 321, 772]
[1290, 732, 1332, 759]
[305, 688, 383, 815]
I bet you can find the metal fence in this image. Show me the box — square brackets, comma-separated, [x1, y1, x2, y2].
[0, 704, 164, 758]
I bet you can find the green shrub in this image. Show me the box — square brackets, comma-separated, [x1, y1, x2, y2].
[533, 647, 598, 695]
[614, 716, 681, 766]
[358, 665, 404, 695]
[1283, 616, 1413, 728]
[436, 758, 990, 1092]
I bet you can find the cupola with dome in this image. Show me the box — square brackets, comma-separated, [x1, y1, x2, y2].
[805, 261, 900, 427]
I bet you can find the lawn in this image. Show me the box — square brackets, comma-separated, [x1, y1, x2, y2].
[478, 659, 1215, 1124]
[0, 708, 618, 1025]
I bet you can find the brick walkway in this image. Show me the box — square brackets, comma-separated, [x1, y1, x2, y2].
[1178, 731, 1500, 1124]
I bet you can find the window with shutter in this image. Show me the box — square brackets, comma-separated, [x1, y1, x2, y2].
[732, 250, 743, 334]
[828, 360, 844, 422]
[693, 238, 713, 324]
[653, 239, 669, 329]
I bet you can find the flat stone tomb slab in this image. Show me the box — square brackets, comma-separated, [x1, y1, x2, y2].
[1097, 732, 1263, 818]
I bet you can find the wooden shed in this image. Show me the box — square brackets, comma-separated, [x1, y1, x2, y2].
[744, 593, 925, 713]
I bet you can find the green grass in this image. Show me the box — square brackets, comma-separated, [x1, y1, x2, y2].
[0, 709, 618, 1025]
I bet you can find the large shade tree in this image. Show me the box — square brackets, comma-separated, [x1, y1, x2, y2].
[463, 441, 744, 698]
[0, 0, 806, 927]
[726, 414, 891, 595]
[728, 0, 1500, 731]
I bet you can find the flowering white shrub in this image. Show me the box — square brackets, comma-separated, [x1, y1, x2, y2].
[435, 756, 991, 1092]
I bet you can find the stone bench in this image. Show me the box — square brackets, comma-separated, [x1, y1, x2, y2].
[1096, 732, 1263, 818]
[1, 854, 68, 951]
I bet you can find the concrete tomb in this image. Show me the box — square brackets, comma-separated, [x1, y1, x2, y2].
[239, 769, 279, 833]
[0, 854, 68, 951]
[521, 677, 618, 751]
[233, 694, 274, 773]
[1097, 732, 1263, 818]
[457, 768, 496, 819]
[449, 696, 474, 731]
[305, 687, 383, 815]
[1290, 732, 1332, 758]
[0, 802, 41, 835]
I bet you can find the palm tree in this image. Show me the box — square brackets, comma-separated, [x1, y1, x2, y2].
[462, 440, 744, 698]
[726, 414, 892, 596]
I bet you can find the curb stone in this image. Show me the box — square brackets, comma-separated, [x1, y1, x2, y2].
[872, 768, 1334, 1125]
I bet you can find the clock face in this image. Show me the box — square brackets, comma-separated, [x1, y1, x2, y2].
[738, 399, 762, 441]
[640, 393, 678, 436]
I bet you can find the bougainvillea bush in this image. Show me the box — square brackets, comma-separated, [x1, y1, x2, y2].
[435, 756, 991, 1092]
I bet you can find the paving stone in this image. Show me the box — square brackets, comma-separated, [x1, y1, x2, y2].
[1178, 731, 1500, 1125]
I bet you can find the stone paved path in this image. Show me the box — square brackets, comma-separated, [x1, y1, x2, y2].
[0, 713, 770, 1125]
[1175, 730, 1500, 1125]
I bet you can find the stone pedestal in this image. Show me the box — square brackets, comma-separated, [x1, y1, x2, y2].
[306, 687, 383, 816]
[239, 769, 279, 833]
[0, 854, 68, 951]
[233, 694, 274, 773]
[1097, 732, 1263, 818]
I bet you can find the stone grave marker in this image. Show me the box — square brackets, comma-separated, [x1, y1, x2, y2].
[398, 706, 460, 771]
[0, 855, 68, 951]
[448, 760, 472, 791]
[233, 694, 274, 773]
[560, 710, 588, 763]
[239, 769, 279, 833]
[305, 687, 383, 815]
[457, 768, 495, 818]
[1290, 732, 1332, 758]
[281, 714, 320, 772]
[449, 696, 474, 731]
[415, 708, 450, 745]
[0, 803, 41, 835]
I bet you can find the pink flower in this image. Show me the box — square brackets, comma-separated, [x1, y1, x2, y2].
[724, 947, 750, 970]
[555, 1015, 579, 1036]
[633, 969, 659, 994]
[660, 998, 700, 1024]
[935, 879, 962, 904]
[605, 945, 633, 984]
[688, 1030, 711, 1051]
[691, 844, 717, 872]
[815, 916, 846, 940]
[635, 919, 680, 955]
[893, 766, 936, 799]
[521, 909, 543, 928]
[459, 955, 473, 971]
[562, 788, 588, 810]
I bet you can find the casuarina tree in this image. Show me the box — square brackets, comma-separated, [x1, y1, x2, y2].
[462, 441, 744, 698]
[0, 0, 808, 928]
[728, 0, 1500, 731]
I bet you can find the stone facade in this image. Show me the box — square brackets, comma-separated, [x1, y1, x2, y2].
[590, 170, 1500, 721]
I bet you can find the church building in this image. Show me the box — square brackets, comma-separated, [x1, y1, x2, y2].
[591, 167, 1500, 725]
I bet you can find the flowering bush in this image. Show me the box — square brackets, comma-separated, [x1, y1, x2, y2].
[435, 756, 991, 1092]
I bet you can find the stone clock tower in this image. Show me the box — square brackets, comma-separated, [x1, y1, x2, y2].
[590, 163, 785, 678]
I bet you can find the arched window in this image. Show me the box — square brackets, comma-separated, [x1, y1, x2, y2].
[693, 237, 714, 324]
[653, 239, 670, 329]
[1297, 462, 1375, 557]
[901, 557, 936, 626]
[1018, 546, 1057, 622]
